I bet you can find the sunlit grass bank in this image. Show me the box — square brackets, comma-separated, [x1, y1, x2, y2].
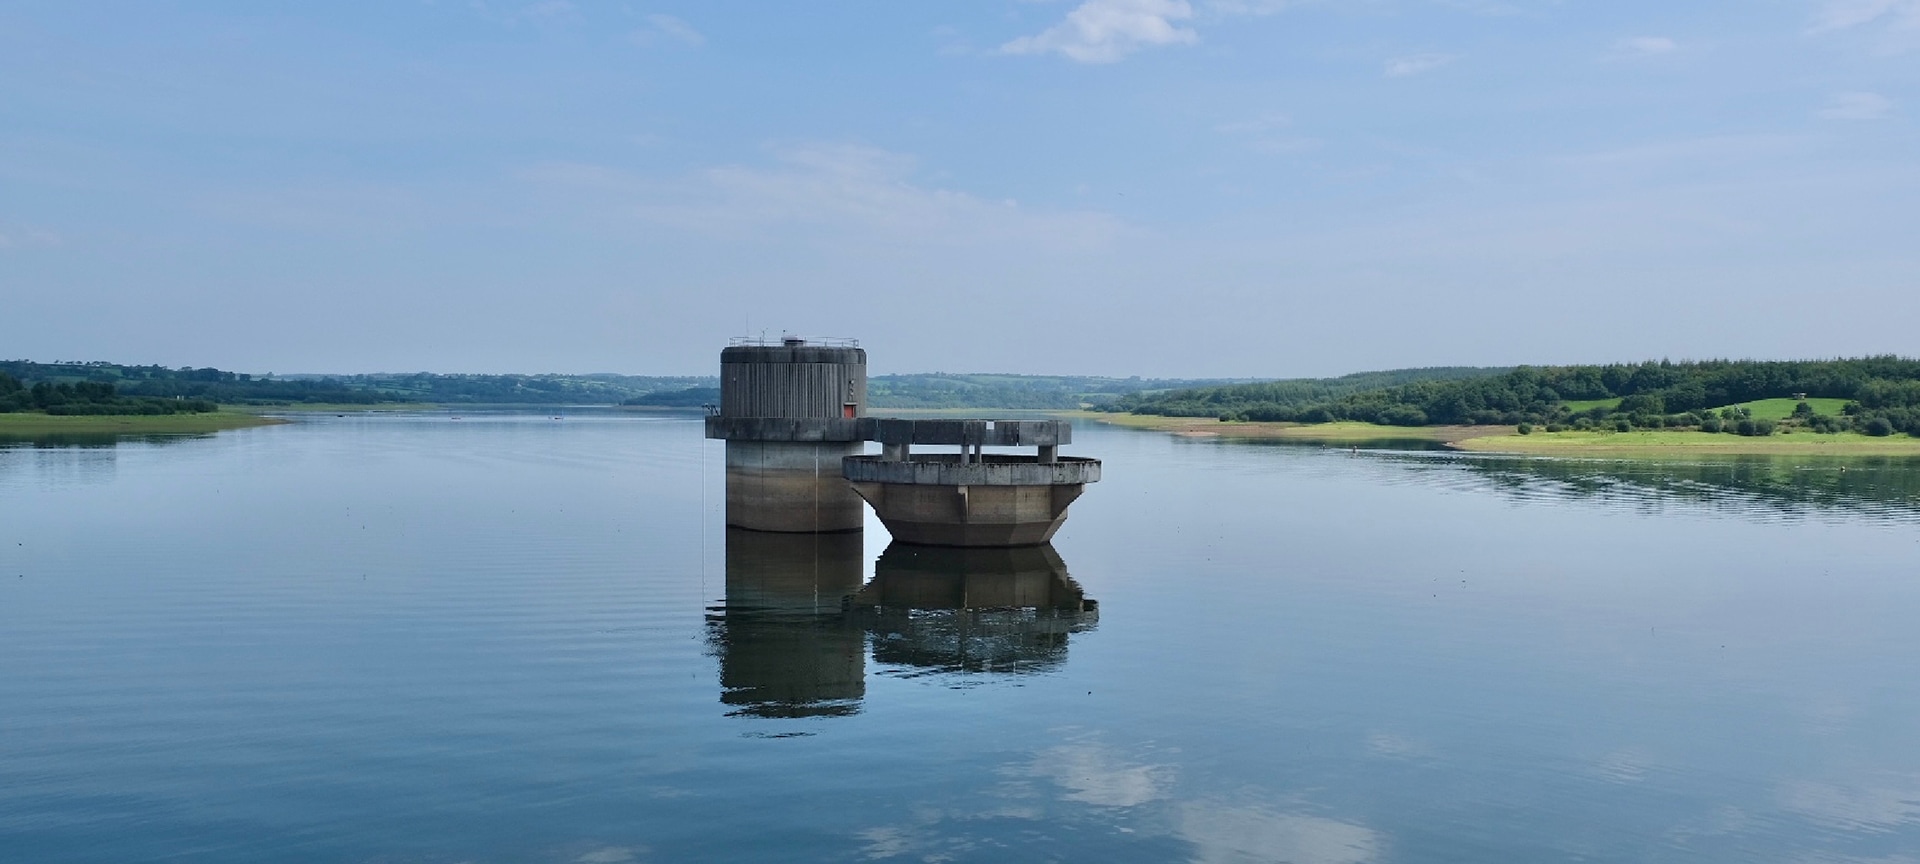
[1092, 412, 1920, 456]
[1453, 428, 1920, 456]
[1087, 413, 1490, 443]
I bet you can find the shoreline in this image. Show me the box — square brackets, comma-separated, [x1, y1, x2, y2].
[1083, 413, 1496, 444]
[1086, 413, 1920, 457]
[0, 411, 288, 437]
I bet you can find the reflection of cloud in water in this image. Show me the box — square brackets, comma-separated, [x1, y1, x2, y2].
[1364, 731, 1426, 759]
[858, 740, 1383, 862]
[1178, 803, 1382, 864]
[1028, 741, 1173, 808]
[857, 825, 915, 859]
[1592, 747, 1654, 784]
[1792, 856, 1920, 864]
[855, 808, 989, 861]
[1779, 776, 1920, 832]
[575, 846, 643, 863]
[1663, 804, 1753, 844]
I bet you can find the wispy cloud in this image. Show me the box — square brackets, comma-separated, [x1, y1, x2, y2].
[1206, 0, 1298, 15]
[1819, 91, 1894, 119]
[1810, 0, 1920, 32]
[1615, 35, 1678, 55]
[1215, 113, 1319, 154]
[1001, 0, 1199, 64]
[630, 13, 704, 47]
[0, 226, 62, 250]
[1383, 53, 1458, 77]
[526, 143, 1133, 253]
[520, 0, 576, 21]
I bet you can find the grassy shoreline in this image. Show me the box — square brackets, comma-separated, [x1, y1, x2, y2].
[0, 411, 286, 436]
[1453, 429, 1920, 456]
[233, 402, 433, 414]
[1085, 413, 1497, 443]
[1089, 412, 1920, 456]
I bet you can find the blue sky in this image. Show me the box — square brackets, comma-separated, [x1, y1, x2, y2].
[1, 1, 1914, 376]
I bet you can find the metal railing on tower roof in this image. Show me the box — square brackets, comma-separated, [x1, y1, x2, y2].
[727, 335, 861, 348]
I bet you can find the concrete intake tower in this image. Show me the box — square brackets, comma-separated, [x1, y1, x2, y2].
[703, 337, 868, 533]
[703, 336, 1101, 545]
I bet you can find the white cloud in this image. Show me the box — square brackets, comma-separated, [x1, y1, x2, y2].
[1616, 35, 1678, 55]
[1001, 0, 1199, 64]
[1811, 0, 1920, 32]
[630, 14, 704, 47]
[1819, 91, 1894, 119]
[1383, 53, 1458, 77]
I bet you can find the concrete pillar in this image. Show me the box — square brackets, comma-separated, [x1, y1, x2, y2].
[882, 442, 908, 462]
[1038, 444, 1058, 464]
[725, 440, 866, 532]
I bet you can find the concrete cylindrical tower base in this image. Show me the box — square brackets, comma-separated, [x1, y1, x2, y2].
[725, 440, 866, 533]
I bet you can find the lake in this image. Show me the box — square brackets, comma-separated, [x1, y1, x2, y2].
[3, 411, 1918, 863]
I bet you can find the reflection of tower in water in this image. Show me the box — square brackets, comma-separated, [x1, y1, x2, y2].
[707, 529, 866, 718]
[856, 544, 1096, 677]
[708, 532, 1099, 718]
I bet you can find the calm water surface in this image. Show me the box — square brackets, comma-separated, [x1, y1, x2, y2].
[3, 412, 1918, 863]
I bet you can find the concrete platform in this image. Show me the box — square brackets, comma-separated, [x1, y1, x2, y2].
[844, 454, 1100, 547]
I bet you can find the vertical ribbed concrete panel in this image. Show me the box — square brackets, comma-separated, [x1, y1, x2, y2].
[706, 342, 867, 533]
[720, 345, 867, 419]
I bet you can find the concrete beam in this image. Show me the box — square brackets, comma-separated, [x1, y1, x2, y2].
[706, 416, 866, 442]
[859, 418, 1072, 447]
[842, 454, 1100, 486]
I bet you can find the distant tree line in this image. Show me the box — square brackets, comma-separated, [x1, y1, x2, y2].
[1109, 367, 1511, 417]
[0, 360, 714, 406]
[1126, 357, 1920, 438]
[624, 387, 721, 407]
[868, 374, 1256, 410]
[0, 372, 216, 415]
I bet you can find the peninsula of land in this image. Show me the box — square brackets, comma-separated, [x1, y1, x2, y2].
[1105, 358, 1920, 457]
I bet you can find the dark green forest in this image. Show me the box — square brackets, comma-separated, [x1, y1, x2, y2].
[1124, 357, 1920, 438]
[0, 371, 217, 415]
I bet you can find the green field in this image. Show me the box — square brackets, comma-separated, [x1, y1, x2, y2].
[1561, 397, 1623, 412]
[0, 412, 284, 437]
[1712, 397, 1851, 421]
